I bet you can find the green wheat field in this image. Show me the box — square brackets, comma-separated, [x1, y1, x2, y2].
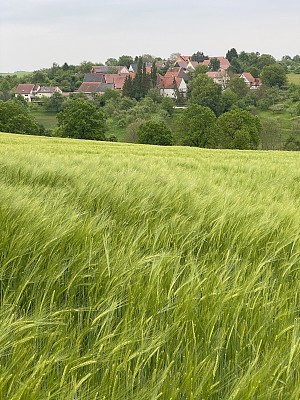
[0, 132, 299, 399]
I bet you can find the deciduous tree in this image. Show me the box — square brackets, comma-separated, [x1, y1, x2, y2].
[261, 64, 287, 88]
[217, 109, 261, 149]
[57, 98, 107, 140]
[0, 100, 39, 135]
[138, 120, 173, 145]
[177, 104, 217, 147]
[189, 74, 222, 115]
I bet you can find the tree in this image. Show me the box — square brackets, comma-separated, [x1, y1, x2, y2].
[161, 97, 174, 116]
[221, 89, 239, 112]
[193, 64, 209, 77]
[57, 98, 107, 140]
[7, 114, 40, 135]
[122, 75, 134, 98]
[177, 104, 217, 147]
[118, 55, 134, 68]
[189, 74, 222, 115]
[46, 92, 66, 112]
[105, 58, 118, 66]
[191, 51, 209, 63]
[0, 100, 39, 135]
[216, 109, 261, 149]
[226, 48, 238, 63]
[142, 54, 156, 64]
[150, 61, 157, 87]
[0, 80, 12, 101]
[169, 52, 181, 62]
[228, 77, 249, 98]
[256, 54, 276, 70]
[137, 120, 173, 145]
[123, 57, 151, 100]
[261, 64, 287, 88]
[229, 58, 243, 74]
[260, 118, 282, 150]
[79, 61, 94, 73]
[209, 58, 220, 71]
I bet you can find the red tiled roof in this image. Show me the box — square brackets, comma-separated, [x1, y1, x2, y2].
[242, 72, 255, 83]
[164, 67, 181, 77]
[15, 84, 35, 94]
[158, 76, 183, 89]
[203, 57, 231, 70]
[178, 56, 190, 62]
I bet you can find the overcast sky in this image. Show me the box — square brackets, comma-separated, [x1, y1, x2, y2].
[1, 0, 299, 72]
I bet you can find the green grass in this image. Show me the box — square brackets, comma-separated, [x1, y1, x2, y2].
[287, 73, 300, 85]
[0, 132, 300, 399]
[30, 110, 58, 130]
[106, 118, 126, 141]
[0, 71, 32, 77]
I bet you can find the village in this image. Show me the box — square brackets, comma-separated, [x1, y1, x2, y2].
[14, 54, 262, 102]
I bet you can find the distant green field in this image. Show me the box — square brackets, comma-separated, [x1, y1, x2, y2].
[0, 132, 300, 399]
[287, 73, 300, 85]
[0, 71, 32, 77]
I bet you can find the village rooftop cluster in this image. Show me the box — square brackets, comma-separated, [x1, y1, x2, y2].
[14, 54, 262, 102]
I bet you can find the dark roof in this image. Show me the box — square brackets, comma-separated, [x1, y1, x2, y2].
[83, 73, 105, 83]
[91, 66, 109, 73]
[97, 83, 115, 92]
[38, 86, 61, 93]
[78, 82, 114, 93]
[164, 67, 190, 82]
[129, 64, 138, 72]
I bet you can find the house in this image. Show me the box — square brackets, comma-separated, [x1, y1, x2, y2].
[206, 71, 229, 89]
[91, 65, 129, 75]
[128, 63, 153, 73]
[91, 66, 109, 74]
[15, 84, 63, 101]
[78, 82, 114, 94]
[83, 73, 105, 83]
[14, 84, 40, 102]
[186, 61, 199, 71]
[203, 57, 231, 72]
[157, 76, 187, 98]
[164, 67, 191, 82]
[104, 72, 136, 90]
[35, 86, 63, 98]
[175, 60, 189, 69]
[240, 72, 262, 89]
[175, 55, 190, 64]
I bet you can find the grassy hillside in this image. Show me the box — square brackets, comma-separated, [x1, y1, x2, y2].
[31, 109, 58, 130]
[0, 133, 300, 399]
[0, 71, 32, 77]
[287, 73, 300, 85]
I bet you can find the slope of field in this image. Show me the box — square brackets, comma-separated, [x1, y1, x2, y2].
[0, 132, 300, 399]
[287, 73, 300, 85]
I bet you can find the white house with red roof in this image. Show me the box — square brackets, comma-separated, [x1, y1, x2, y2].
[15, 84, 63, 101]
[240, 72, 262, 89]
[157, 76, 187, 98]
[206, 71, 228, 89]
[14, 84, 40, 102]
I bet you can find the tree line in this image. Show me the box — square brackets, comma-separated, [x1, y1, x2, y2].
[0, 49, 300, 149]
